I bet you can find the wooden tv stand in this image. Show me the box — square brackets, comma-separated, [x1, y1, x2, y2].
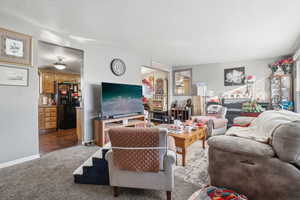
[93, 115, 145, 146]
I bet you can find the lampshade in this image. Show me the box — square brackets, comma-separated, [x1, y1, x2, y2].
[53, 56, 66, 70]
[54, 63, 66, 70]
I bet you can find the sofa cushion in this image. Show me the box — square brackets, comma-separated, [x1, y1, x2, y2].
[208, 135, 275, 158]
[272, 121, 300, 167]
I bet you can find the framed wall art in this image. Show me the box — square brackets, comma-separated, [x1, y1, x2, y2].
[0, 65, 29, 86]
[224, 67, 245, 86]
[0, 28, 32, 66]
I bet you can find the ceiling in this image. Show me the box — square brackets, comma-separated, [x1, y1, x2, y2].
[37, 41, 83, 73]
[2, 0, 300, 66]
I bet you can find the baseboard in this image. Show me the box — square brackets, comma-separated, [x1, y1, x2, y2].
[0, 154, 40, 169]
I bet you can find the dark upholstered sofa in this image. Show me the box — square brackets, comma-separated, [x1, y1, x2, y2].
[208, 121, 300, 200]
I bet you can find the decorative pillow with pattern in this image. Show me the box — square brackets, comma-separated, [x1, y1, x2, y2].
[188, 186, 248, 200]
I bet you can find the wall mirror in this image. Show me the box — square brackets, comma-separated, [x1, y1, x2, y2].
[173, 68, 192, 96]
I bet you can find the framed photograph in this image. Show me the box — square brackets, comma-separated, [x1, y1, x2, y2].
[0, 65, 29, 86]
[224, 67, 245, 86]
[0, 28, 32, 66]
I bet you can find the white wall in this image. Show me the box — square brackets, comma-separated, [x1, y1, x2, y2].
[172, 57, 283, 102]
[0, 12, 149, 164]
[0, 14, 40, 164]
[83, 46, 148, 141]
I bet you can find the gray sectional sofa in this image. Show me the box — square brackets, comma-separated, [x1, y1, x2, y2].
[208, 120, 300, 200]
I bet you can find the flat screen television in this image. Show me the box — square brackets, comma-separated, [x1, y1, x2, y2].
[101, 82, 144, 118]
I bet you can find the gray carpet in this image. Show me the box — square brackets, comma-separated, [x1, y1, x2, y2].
[0, 141, 208, 200]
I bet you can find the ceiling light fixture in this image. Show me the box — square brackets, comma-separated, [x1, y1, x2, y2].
[54, 57, 66, 70]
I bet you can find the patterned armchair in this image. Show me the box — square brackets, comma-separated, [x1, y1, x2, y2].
[105, 128, 176, 200]
[192, 104, 228, 136]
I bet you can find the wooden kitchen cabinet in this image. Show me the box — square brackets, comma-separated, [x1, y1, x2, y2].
[55, 73, 80, 83]
[39, 106, 57, 131]
[40, 72, 55, 94]
[39, 69, 80, 94]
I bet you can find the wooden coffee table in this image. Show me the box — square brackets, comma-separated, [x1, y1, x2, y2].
[168, 126, 207, 166]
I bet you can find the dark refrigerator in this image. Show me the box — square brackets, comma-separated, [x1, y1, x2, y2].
[56, 83, 80, 129]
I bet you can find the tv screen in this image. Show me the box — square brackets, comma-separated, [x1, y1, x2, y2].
[101, 82, 144, 117]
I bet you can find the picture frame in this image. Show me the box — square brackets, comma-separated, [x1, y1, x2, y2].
[173, 68, 192, 96]
[0, 27, 32, 66]
[0, 65, 29, 86]
[224, 67, 245, 86]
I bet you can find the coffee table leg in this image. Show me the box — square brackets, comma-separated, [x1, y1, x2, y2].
[202, 128, 207, 149]
[182, 148, 186, 166]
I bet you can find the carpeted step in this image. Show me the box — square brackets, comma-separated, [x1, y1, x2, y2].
[73, 148, 110, 185]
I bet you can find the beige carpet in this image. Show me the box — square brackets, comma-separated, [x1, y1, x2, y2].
[0, 141, 208, 200]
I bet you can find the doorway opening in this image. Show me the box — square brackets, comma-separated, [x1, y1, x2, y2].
[141, 66, 169, 124]
[37, 41, 84, 155]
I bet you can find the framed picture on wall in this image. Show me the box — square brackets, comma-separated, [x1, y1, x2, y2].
[224, 67, 245, 86]
[0, 28, 32, 66]
[0, 65, 29, 86]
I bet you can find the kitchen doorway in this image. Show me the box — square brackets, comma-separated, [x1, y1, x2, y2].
[37, 41, 84, 155]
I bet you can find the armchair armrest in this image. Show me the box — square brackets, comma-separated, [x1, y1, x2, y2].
[164, 150, 176, 171]
[208, 135, 275, 158]
[105, 149, 113, 161]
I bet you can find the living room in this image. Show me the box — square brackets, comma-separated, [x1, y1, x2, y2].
[1, 1, 300, 200]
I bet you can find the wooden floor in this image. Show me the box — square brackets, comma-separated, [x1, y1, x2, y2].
[39, 128, 79, 154]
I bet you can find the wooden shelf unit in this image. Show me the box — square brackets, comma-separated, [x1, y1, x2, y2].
[39, 106, 57, 131]
[94, 115, 145, 146]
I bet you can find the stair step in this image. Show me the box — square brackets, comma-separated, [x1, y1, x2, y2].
[73, 147, 110, 185]
[73, 148, 106, 175]
[74, 174, 109, 185]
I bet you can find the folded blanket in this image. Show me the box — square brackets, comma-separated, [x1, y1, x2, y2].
[226, 110, 300, 143]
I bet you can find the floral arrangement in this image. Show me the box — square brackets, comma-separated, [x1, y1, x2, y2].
[142, 78, 154, 90]
[246, 75, 256, 83]
[269, 57, 294, 75]
[273, 57, 293, 66]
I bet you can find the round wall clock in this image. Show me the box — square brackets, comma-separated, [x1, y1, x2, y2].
[110, 58, 126, 76]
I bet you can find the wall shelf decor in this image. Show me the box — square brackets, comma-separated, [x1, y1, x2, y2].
[0, 27, 32, 66]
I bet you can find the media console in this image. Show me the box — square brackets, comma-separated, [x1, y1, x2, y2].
[93, 115, 145, 146]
